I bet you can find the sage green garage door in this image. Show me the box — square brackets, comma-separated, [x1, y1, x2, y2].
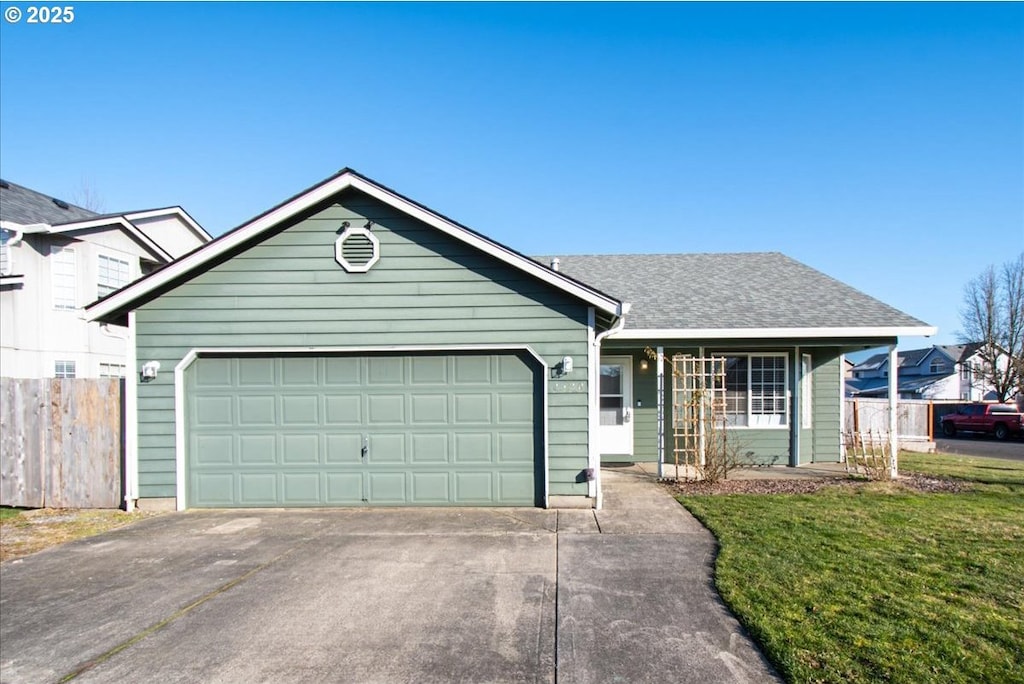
[185, 352, 541, 507]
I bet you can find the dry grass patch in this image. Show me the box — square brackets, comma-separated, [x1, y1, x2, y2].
[0, 508, 162, 562]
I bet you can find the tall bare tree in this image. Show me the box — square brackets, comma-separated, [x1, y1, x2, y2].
[71, 175, 105, 213]
[959, 252, 1024, 402]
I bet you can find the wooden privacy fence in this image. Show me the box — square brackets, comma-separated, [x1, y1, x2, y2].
[1, 378, 123, 508]
[845, 398, 963, 442]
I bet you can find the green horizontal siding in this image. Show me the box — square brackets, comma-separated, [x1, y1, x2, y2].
[134, 189, 594, 501]
[595, 343, 849, 468]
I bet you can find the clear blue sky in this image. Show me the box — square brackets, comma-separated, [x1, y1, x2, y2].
[2, 2, 1021, 355]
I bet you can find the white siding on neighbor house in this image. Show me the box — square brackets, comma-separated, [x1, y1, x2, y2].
[1, 230, 149, 378]
[129, 214, 208, 259]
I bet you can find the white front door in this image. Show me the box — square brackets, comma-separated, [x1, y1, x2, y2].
[599, 356, 633, 455]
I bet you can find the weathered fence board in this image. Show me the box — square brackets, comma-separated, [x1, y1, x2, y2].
[1, 378, 123, 508]
[845, 398, 932, 440]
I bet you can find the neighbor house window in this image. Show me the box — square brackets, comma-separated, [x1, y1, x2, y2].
[718, 353, 788, 427]
[97, 254, 131, 298]
[54, 360, 76, 378]
[99, 363, 125, 378]
[0, 228, 12, 275]
[930, 358, 947, 374]
[51, 246, 77, 310]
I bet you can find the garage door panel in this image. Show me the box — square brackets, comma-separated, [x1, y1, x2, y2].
[454, 356, 491, 383]
[454, 394, 492, 423]
[368, 472, 406, 503]
[325, 357, 361, 384]
[282, 395, 319, 425]
[194, 472, 235, 506]
[411, 393, 448, 423]
[367, 394, 405, 424]
[411, 356, 447, 384]
[238, 358, 275, 386]
[194, 434, 233, 465]
[282, 434, 320, 463]
[194, 396, 233, 426]
[411, 434, 449, 463]
[498, 433, 534, 463]
[282, 357, 318, 386]
[325, 395, 361, 424]
[240, 435, 276, 464]
[454, 433, 494, 463]
[282, 473, 321, 504]
[411, 472, 449, 503]
[454, 472, 494, 502]
[238, 395, 275, 425]
[326, 434, 363, 463]
[239, 473, 277, 504]
[187, 353, 540, 507]
[326, 473, 363, 503]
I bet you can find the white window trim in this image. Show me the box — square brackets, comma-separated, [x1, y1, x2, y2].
[99, 362, 126, 378]
[51, 245, 77, 310]
[714, 351, 790, 430]
[0, 228, 13, 276]
[97, 253, 132, 299]
[55, 360, 77, 378]
[802, 354, 813, 429]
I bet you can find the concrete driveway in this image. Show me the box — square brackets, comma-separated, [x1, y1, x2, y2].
[0, 470, 778, 684]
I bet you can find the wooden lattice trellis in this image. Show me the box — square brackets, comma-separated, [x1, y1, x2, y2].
[669, 355, 727, 481]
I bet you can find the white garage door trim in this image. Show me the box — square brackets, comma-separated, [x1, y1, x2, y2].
[173, 345, 550, 511]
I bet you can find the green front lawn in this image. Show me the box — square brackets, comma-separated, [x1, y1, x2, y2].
[679, 454, 1024, 683]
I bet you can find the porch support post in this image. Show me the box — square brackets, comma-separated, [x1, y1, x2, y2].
[790, 346, 801, 467]
[888, 344, 899, 478]
[586, 308, 600, 504]
[656, 346, 665, 479]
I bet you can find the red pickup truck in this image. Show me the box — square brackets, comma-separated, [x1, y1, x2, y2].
[940, 403, 1024, 440]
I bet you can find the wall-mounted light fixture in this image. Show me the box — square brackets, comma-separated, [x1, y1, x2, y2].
[140, 361, 161, 382]
[639, 358, 649, 371]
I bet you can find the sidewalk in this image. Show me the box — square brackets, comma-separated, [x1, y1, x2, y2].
[554, 466, 781, 683]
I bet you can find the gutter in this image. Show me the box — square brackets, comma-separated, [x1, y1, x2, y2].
[590, 303, 631, 510]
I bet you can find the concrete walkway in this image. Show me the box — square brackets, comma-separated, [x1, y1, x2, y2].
[0, 470, 779, 684]
[556, 467, 780, 683]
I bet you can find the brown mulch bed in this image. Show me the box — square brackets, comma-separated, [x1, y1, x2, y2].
[666, 473, 971, 496]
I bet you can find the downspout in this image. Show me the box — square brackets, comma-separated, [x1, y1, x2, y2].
[123, 312, 139, 511]
[591, 303, 631, 510]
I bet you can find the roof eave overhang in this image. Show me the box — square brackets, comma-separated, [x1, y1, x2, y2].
[87, 171, 622, 322]
[48, 216, 174, 262]
[607, 325, 938, 340]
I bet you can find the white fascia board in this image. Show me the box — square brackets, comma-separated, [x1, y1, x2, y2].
[608, 325, 938, 340]
[88, 172, 622, 322]
[345, 176, 621, 315]
[50, 216, 174, 262]
[0, 220, 50, 233]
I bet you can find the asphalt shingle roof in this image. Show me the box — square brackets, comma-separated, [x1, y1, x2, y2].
[534, 252, 928, 331]
[0, 179, 97, 225]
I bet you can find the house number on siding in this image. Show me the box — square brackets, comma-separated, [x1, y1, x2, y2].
[550, 381, 587, 393]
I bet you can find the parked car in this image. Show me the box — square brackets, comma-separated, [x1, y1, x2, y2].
[940, 403, 1024, 440]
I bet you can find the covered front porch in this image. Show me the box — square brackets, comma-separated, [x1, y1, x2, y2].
[595, 341, 904, 477]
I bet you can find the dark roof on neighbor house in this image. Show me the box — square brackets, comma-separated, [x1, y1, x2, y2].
[938, 343, 983, 364]
[846, 373, 953, 397]
[0, 179, 97, 225]
[535, 252, 930, 331]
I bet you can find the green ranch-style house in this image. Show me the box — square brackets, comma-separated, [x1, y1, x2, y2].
[87, 169, 935, 511]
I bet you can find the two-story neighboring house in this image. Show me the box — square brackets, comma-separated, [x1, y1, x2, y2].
[0, 179, 211, 378]
[846, 343, 998, 400]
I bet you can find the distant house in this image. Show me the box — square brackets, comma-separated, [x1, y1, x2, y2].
[0, 179, 211, 379]
[847, 343, 998, 400]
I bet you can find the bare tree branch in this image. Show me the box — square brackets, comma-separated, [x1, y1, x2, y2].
[959, 253, 1024, 402]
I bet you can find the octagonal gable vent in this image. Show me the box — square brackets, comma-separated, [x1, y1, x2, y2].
[334, 222, 380, 273]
